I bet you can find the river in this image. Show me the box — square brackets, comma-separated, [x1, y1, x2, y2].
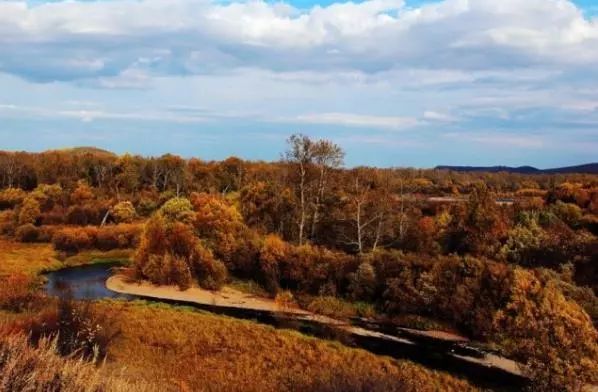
[43, 263, 527, 391]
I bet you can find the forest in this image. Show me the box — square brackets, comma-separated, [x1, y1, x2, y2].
[1, 135, 598, 391]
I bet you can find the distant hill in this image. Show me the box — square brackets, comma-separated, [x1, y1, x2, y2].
[45, 147, 117, 158]
[435, 163, 598, 175]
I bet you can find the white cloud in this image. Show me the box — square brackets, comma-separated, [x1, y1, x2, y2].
[1, 0, 597, 82]
[295, 112, 418, 129]
[0, 102, 209, 123]
[423, 110, 458, 122]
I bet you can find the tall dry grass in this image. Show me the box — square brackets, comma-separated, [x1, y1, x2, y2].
[0, 332, 152, 392]
[99, 301, 478, 392]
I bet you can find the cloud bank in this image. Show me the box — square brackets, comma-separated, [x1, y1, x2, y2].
[0, 0, 597, 166]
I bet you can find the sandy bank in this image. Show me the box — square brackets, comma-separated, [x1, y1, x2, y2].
[107, 274, 311, 316]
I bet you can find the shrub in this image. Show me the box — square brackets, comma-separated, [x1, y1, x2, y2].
[307, 296, 357, 319]
[551, 200, 583, 228]
[52, 227, 95, 252]
[195, 255, 227, 291]
[348, 262, 377, 301]
[30, 184, 63, 211]
[52, 224, 140, 252]
[0, 187, 26, 210]
[24, 297, 120, 360]
[0, 333, 107, 392]
[15, 223, 40, 242]
[112, 201, 137, 223]
[65, 205, 103, 225]
[37, 225, 60, 242]
[0, 273, 42, 312]
[0, 210, 16, 235]
[40, 208, 67, 225]
[158, 197, 194, 224]
[141, 253, 192, 290]
[137, 197, 158, 217]
[17, 196, 40, 226]
[275, 290, 296, 310]
[95, 224, 141, 250]
[70, 180, 94, 205]
[190, 192, 260, 275]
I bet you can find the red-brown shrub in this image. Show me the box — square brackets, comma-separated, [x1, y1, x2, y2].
[15, 224, 40, 242]
[52, 227, 95, 252]
[52, 224, 141, 252]
[95, 224, 141, 250]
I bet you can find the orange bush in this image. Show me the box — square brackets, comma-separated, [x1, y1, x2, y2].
[52, 224, 141, 252]
[52, 227, 96, 252]
[95, 223, 141, 250]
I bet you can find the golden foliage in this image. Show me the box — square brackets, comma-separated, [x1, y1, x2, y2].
[494, 269, 598, 391]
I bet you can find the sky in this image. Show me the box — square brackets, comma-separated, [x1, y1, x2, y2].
[1, 0, 597, 168]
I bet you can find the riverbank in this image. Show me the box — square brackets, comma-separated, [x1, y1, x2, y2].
[108, 275, 311, 316]
[107, 274, 524, 383]
[108, 275, 471, 341]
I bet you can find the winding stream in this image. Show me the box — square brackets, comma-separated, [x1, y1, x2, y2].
[43, 263, 527, 391]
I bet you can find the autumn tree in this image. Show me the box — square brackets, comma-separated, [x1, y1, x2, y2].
[285, 134, 315, 245]
[494, 269, 598, 391]
[18, 197, 40, 226]
[191, 192, 260, 276]
[111, 201, 137, 223]
[134, 197, 227, 290]
[70, 180, 94, 205]
[258, 234, 289, 294]
[445, 183, 507, 256]
[310, 139, 344, 241]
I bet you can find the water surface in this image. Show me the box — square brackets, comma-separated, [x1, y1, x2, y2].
[44, 263, 133, 300]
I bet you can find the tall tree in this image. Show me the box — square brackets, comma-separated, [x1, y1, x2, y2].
[310, 139, 344, 241]
[285, 134, 315, 245]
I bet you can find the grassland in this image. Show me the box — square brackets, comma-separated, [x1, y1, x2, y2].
[98, 300, 478, 392]
[0, 239, 61, 277]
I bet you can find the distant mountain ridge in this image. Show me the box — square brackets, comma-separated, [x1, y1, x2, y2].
[435, 163, 598, 174]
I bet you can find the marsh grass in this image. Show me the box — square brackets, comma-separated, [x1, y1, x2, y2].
[0, 239, 60, 277]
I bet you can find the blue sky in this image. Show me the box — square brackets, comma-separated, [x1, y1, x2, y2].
[1, 0, 598, 168]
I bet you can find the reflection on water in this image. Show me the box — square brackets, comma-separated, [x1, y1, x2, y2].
[44, 263, 133, 300]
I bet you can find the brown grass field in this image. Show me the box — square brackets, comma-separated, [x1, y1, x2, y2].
[98, 300, 478, 392]
[0, 240, 61, 277]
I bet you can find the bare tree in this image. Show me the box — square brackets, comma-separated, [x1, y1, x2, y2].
[0, 153, 21, 188]
[285, 134, 315, 245]
[342, 170, 381, 254]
